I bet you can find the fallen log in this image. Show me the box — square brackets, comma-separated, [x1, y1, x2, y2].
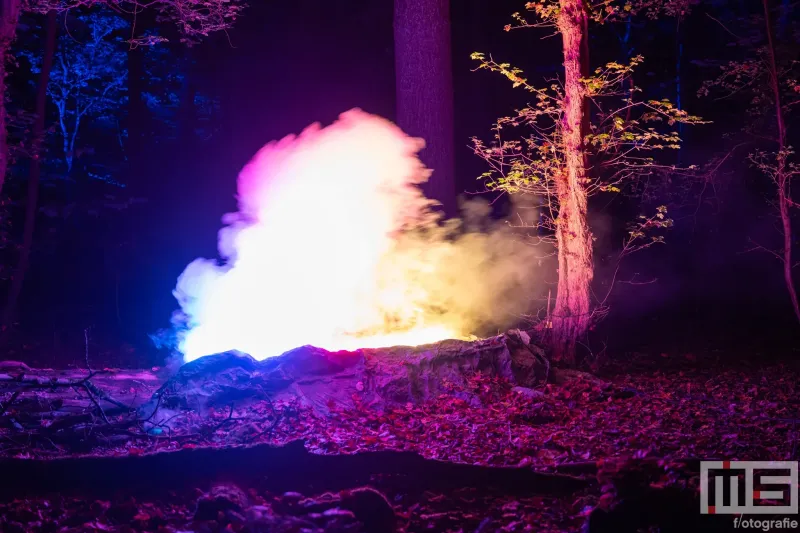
[0, 439, 588, 499]
[0, 367, 164, 409]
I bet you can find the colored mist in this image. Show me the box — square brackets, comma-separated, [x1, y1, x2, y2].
[172, 109, 542, 362]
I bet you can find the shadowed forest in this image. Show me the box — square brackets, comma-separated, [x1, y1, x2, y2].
[0, 0, 797, 366]
[0, 0, 798, 532]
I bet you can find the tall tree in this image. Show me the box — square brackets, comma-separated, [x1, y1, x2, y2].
[1, 9, 56, 332]
[0, 0, 245, 332]
[702, 0, 800, 324]
[761, 0, 798, 325]
[394, 0, 456, 216]
[46, 12, 128, 174]
[550, 0, 593, 361]
[472, 2, 701, 363]
[0, 0, 246, 197]
[0, 0, 21, 196]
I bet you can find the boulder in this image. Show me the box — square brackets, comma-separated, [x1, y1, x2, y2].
[194, 483, 250, 521]
[144, 330, 549, 419]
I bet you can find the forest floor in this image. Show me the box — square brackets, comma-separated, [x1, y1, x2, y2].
[0, 349, 797, 532]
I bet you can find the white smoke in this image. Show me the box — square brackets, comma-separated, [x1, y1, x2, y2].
[172, 109, 543, 362]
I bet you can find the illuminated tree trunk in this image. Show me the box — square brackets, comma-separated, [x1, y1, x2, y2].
[0, 0, 21, 197]
[2, 10, 57, 332]
[762, 0, 800, 325]
[393, 0, 456, 216]
[551, 0, 593, 364]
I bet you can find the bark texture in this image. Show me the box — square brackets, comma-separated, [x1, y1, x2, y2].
[552, 0, 593, 364]
[0, 0, 21, 197]
[393, 0, 456, 216]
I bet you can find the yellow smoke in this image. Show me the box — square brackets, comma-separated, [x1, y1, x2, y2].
[173, 109, 543, 362]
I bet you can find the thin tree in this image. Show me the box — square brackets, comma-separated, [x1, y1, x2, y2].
[0, 0, 245, 198]
[701, 0, 800, 324]
[43, 12, 128, 174]
[761, 0, 800, 324]
[0, 0, 22, 196]
[0, 9, 57, 333]
[0, 0, 245, 332]
[67, 15, 126, 171]
[472, 1, 702, 363]
[394, 0, 456, 216]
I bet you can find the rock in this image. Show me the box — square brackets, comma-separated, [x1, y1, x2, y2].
[339, 487, 396, 533]
[552, 368, 608, 387]
[178, 351, 260, 378]
[0, 522, 25, 533]
[245, 502, 360, 533]
[278, 487, 394, 533]
[106, 499, 138, 524]
[146, 330, 550, 420]
[0, 361, 31, 373]
[512, 386, 545, 399]
[194, 483, 249, 521]
[507, 331, 550, 385]
[246, 505, 274, 522]
[151, 352, 266, 413]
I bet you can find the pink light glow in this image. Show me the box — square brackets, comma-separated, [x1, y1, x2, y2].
[173, 110, 464, 361]
[172, 109, 542, 362]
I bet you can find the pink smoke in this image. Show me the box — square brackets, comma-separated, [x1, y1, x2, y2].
[172, 110, 457, 362]
[172, 109, 543, 362]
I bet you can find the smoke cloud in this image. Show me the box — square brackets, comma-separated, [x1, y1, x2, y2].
[172, 109, 543, 362]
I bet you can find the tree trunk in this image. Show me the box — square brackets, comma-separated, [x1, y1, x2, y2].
[1, 10, 57, 333]
[778, 181, 800, 324]
[0, 0, 21, 197]
[675, 24, 683, 163]
[393, 0, 456, 216]
[551, 0, 593, 364]
[762, 0, 800, 324]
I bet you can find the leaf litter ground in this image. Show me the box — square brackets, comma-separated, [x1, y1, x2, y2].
[0, 351, 797, 532]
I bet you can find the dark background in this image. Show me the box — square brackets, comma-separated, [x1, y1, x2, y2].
[3, 0, 798, 367]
